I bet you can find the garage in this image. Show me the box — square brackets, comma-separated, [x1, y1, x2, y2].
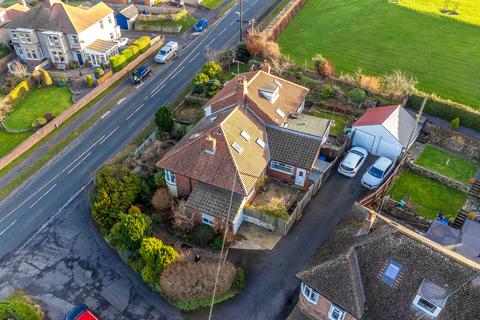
[352, 105, 420, 161]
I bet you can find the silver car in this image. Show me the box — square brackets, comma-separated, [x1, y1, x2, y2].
[338, 147, 368, 178]
[361, 157, 395, 190]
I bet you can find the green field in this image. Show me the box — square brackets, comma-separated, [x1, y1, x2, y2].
[388, 170, 467, 220]
[3, 86, 72, 131]
[277, 0, 480, 108]
[415, 145, 479, 183]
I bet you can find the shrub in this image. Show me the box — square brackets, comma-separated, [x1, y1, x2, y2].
[108, 212, 151, 252]
[138, 179, 154, 205]
[109, 54, 127, 72]
[6, 80, 29, 105]
[43, 112, 54, 122]
[190, 224, 215, 247]
[110, 37, 151, 72]
[94, 68, 104, 79]
[0, 292, 43, 320]
[85, 74, 94, 87]
[320, 84, 334, 99]
[41, 70, 53, 86]
[54, 77, 67, 87]
[235, 42, 251, 64]
[171, 123, 189, 139]
[192, 82, 205, 94]
[172, 200, 193, 234]
[31, 117, 47, 129]
[140, 237, 178, 284]
[202, 61, 222, 79]
[206, 79, 221, 98]
[381, 70, 417, 96]
[212, 236, 223, 250]
[359, 75, 381, 93]
[151, 188, 171, 211]
[154, 107, 174, 133]
[263, 41, 280, 61]
[450, 117, 460, 130]
[128, 205, 142, 215]
[128, 255, 145, 273]
[192, 72, 210, 86]
[245, 30, 267, 58]
[347, 88, 367, 104]
[312, 54, 335, 78]
[406, 93, 480, 132]
[154, 171, 166, 188]
[151, 212, 162, 225]
[232, 267, 245, 291]
[68, 61, 79, 69]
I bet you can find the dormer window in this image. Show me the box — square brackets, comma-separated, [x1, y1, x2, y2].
[258, 84, 279, 103]
[165, 170, 176, 185]
[240, 130, 250, 141]
[256, 138, 265, 148]
[232, 142, 244, 154]
[412, 279, 448, 318]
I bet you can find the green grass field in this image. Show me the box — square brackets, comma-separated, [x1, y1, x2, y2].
[388, 170, 467, 219]
[3, 86, 72, 131]
[415, 145, 479, 183]
[0, 131, 32, 158]
[277, 0, 480, 108]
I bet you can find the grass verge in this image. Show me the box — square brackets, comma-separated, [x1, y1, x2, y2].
[136, 13, 197, 32]
[201, 0, 225, 10]
[415, 145, 478, 183]
[388, 170, 467, 220]
[258, 0, 291, 29]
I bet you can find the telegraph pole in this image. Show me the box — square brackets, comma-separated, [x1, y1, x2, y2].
[239, 0, 243, 42]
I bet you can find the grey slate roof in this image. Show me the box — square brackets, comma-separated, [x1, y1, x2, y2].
[297, 203, 480, 320]
[266, 126, 321, 169]
[185, 182, 245, 223]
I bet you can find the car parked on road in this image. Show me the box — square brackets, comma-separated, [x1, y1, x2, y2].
[361, 156, 395, 190]
[155, 41, 179, 64]
[130, 65, 151, 84]
[65, 304, 100, 320]
[338, 146, 368, 178]
[194, 19, 209, 32]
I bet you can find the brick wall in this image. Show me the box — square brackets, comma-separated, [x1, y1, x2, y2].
[298, 290, 357, 320]
[0, 36, 165, 171]
[267, 164, 311, 188]
[175, 174, 193, 197]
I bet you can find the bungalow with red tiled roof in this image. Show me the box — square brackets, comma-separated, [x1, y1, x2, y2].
[157, 69, 332, 233]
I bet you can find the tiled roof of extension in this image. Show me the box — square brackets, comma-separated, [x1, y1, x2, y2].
[297, 203, 480, 320]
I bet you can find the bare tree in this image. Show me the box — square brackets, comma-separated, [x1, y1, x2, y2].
[245, 29, 267, 58]
[9, 61, 29, 79]
[263, 41, 281, 62]
[172, 200, 193, 234]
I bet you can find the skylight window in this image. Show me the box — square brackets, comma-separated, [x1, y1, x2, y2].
[256, 138, 265, 148]
[275, 108, 286, 118]
[231, 142, 244, 154]
[240, 130, 250, 141]
[380, 260, 403, 287]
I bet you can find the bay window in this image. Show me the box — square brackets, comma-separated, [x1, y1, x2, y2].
[165, 170, 176, 185]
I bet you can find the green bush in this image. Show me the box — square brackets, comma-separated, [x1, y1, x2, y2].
[0, 292, 43, 320]
[192, 83, 205, 94]
[139, 237, 178, 284]
[347, 88, 367, 103]
[54, 77, 67, 87]
[190, 224, 215, 247]
[151, 213, 162, 225]
[155, 107, 174, 133]
[202, 61, 222, 79]
[192, 72, 210, 86]
[109, 36, 151, 72]
[236, 42, 251, 64]
[232, 267, 245, 291]
[406, 93, 480, 132]
[450, 117, 460, 130]
[31, 117, 47, 129]
[138, 179, 154, 205]
[206, 79, 221, 98]
[6, 80, 29, 105]
[85, 74, 94, 87]
[154, 171, 166, 187]
[320, 84, 334, 99]
[128, 255, 146, 273]
[108, 212, 151, 252]
[94, 68, 104, 79]
[212, 236, 223, 250]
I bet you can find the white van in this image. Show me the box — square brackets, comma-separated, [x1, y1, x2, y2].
[155, 41, 179, 64]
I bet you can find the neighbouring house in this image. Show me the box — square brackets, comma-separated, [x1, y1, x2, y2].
[157, 69, 332, 233]
[115, 4, 138, 30]
[0, 1, 29, 43]
[107, 0, 155, 6]
[6, 0, 121, 68]
[294, 203, 480, 320]
[352, 105, 421, 161]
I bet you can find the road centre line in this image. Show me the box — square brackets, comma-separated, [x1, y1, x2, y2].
[126, 104, 145, 120]
[171, 66, 185, 80]
[117, 97, 126, 105]
[67, 152, 91, 175]
[29, 184, 56, 209]
[219, 27, 227, 36]
[99, 126, 119, 145]
[190, 52, 201, 62]
[0, 220, 16, 237]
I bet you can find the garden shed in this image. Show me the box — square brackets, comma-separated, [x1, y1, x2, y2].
[352, 105, 420, 161]
[115, 5, 138, 30]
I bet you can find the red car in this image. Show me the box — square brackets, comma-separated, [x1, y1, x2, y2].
[65, 304, 100, 320]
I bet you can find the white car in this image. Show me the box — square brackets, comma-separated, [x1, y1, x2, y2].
[155, 41, 179, 64]
[115, 37, 129, 48]
[361, 157, 395, 190]
[338, 147, 368, 178]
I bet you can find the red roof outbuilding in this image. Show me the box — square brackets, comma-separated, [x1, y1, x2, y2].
[353, 105, 399, 127]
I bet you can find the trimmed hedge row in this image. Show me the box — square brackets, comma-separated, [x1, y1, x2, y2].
[109, 36, 151, 72]
[6, 80, 30, 105]
[407, 93, 480, 132]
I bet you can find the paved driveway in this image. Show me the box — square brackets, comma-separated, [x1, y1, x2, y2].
[0, 162, 371, 320]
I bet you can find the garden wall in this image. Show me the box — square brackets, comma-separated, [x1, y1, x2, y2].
[0, 36, 165, 171]
[107, 3, 182, 14]
[263, 0, 308, 40]
[0, 53, 14, 74]
[407, 161, 469, 192]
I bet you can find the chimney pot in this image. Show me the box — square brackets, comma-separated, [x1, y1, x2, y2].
[236, 76, 248, 106]
[205, 134, 216, 155]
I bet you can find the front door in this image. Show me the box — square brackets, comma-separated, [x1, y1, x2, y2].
[295, 168, 306, 187]
[76, 52, 83, 65]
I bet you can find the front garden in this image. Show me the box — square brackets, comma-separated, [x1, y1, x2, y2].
[0, 291, 44, 320]
[135, 11, 197, 32]
[308, 110, 351, 137]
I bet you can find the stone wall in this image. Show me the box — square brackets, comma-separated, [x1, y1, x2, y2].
[407, 161, 470, 192]
[0, 53, 14, 74]
[0, 36, 165, 171]
[263, 0, 308, 40]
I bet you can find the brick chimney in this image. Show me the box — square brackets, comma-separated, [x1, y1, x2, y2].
[204, 134, 216, 155]
[236, 76, 248, 106]
[356, 209, 377, 236]
[18, 0, 27, 7]
[260, 60, 271, 74]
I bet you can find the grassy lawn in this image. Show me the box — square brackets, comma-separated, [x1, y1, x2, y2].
[0, 131, 32, 158]
[3, 86, 72, 131]
[388, 170, 467, 220]
[136, 12, 197, 32]
[415, 145, 478, 183]
[309, 110, 351, 136]
[398, 0, 480, 26]
[201, 0, 224, 10]
[277, 0, 480, 108]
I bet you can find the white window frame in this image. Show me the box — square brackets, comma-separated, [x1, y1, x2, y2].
[165, 170, 176, 185]
[256, 138, 265, 148]
[300, 283, 319, 304]
[71, 35, 79, 45]
[328, 304, 346, 320]
[108, 16, 112, 24]
[11, 31, 17, 40]
[51, 50, 65, 63]
[202, 214, 215, 226]
[413, 295, 441, 317]
[270, 161, 294, 175]
[25, 33, 32, 43]
[99, 20, 104, 29]
[48, 34, 60, 46]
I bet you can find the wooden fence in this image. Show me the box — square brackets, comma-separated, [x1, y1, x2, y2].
[0, 36, 165, 171]
[359, 154, 408, 208]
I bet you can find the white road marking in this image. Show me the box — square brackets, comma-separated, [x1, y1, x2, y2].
[230, 20, 236, 26]
[190, 52, 201, 62]
[171, 66, 185, 80]
[99, 126, 119, 145]
[117, 97, 126, 105]
[151, 84, 166, 97]
[0, 220, 16, 236]
[29, 184, 56, 208]
[100, 110, 111, 120]
[219, 27, 227, 36]
[135, 82, 144, 89]
[206, 38, 216, 47]
[67, 152, 91, 175]
[126, 104, 145, 120]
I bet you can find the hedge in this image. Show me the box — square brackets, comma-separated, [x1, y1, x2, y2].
[109, 36, 151, 72]
[6, 80, 29, 105]
[407, 92, 480, 132]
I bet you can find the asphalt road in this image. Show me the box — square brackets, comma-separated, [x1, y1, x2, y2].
[0, 0, 273, 261]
